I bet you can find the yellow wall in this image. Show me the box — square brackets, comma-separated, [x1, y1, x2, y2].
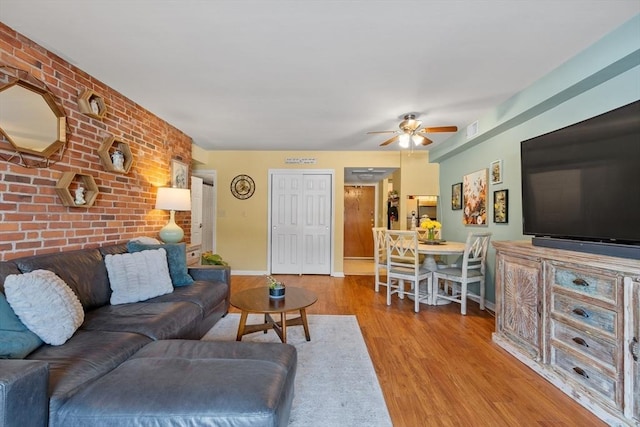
[193, 149, 437, 274]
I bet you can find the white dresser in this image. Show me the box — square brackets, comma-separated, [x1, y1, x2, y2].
[493, 241, 640, 426]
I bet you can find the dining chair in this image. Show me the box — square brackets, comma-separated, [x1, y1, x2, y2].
[431, 231, 492, 315]
[385, 230, 431, 312]
[372, 227, 388, 293]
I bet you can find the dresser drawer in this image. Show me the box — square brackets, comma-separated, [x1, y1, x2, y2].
[551, 345, 620, 409]
[551, 292, 617, 338]
[550, 319, 617, 369]
[550, 262, 619, 305]
[186, 247, 201, 266]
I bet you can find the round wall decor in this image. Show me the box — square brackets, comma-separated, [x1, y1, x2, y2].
[230, 174, 255, 199]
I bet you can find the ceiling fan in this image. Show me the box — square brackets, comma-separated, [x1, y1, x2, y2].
[367, 114, 458, 147]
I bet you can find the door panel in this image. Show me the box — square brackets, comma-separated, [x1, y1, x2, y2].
[190, 176, 203, 246]
[302, 175, 331, 274]
[344, 185, 375, 257]
[271, 174, 303, 274]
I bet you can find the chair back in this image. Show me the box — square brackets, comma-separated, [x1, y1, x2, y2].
[461, 232, 492, 277]
[372, 227, 387, 266]
[386, 230, 421, 270]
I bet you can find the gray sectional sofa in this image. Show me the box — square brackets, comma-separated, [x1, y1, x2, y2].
[0, 244, 297, 427]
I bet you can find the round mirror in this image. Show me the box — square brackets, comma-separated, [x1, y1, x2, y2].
[0, 67, 66, 159]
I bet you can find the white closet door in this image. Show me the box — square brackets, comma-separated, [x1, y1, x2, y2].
[301, 174, 331, 274]
[270, 172, 332, 275]
[271, 174, 304, 274]
[190, 176, 203, 246]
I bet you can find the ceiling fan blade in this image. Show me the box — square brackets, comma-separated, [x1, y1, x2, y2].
[379, 135, 399, 146]
[420, 136, 433, 146]
[423, 126, 458, 133]
[366, 130, 397, 134]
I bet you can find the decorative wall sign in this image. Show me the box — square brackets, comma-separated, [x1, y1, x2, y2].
[493, 189, 508, 223]
[451, 182, 462, 210]
[463, 169, 488, 226]
[171, 159, 188, 188]
[490, 159, 503, 184]
[230, 174, 255, 199]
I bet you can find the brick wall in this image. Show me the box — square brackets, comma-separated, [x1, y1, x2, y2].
[0, 23, 192, 261]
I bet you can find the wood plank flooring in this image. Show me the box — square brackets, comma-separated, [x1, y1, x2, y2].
[228, 274, 605, 427]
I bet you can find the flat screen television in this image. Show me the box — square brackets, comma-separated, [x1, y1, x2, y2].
[520, 100, 640, 259]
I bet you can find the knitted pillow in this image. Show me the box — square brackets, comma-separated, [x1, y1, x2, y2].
[4, 270, 84, 346]
[126, 241, 194, 286]
[105, 248, 173, 305]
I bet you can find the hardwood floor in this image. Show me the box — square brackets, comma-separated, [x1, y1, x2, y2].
[228, 274, 605, 427]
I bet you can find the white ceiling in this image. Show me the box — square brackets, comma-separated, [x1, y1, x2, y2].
[1, 1, 638, 152]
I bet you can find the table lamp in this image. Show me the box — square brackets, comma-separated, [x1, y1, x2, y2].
[155, 187, 191, 243]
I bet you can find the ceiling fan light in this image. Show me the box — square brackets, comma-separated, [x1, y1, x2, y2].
[398, 133, 410, 148]
[412, 134, 424, 146]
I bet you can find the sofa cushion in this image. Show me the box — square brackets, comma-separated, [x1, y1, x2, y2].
[4, 270, 84, 346]
[148, 280, 228, 319]
[81, 302, 202, 340]
[126, 241, 194, 286]
[105, 249, 173, 305]
[12, 248, 111, 310]
[53, 340, 297, 427]
[26, 330, 152, 416]
[0, 294, 43, 358]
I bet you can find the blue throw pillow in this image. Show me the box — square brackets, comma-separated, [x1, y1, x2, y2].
[126, 242, 194, 287]
[0, 293, 43, 358]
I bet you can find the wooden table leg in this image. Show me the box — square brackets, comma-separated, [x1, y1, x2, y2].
[300, 308, 311, 341]
[280, 312, 287, 343]
[236, 311, 249, 341]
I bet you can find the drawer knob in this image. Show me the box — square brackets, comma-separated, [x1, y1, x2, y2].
[572, 307, 589, 318]
[572, 337, 589, 347]
[572, 367, 589, 379]
[572, 278, 589, 287]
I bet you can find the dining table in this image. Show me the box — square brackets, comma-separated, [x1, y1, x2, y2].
[417, 240, 466, 305]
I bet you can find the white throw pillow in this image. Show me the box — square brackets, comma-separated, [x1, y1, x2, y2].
[4, 270, 84, 346]
[129, 236, 162, 245]
[105, 248, 173, 305]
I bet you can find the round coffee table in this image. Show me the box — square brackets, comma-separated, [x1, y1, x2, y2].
[230, 287, 318, 343]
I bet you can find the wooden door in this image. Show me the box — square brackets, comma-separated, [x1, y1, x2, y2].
[343, 185, 375, 258]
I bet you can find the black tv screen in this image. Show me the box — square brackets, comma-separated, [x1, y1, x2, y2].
[521, 100, 640, 247]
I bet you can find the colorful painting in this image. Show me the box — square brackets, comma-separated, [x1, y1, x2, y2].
[451, 182, 462, 210]
[493, 189, 508, 223]
[463, 169, 488, 226]
[490, 159, 503, 184]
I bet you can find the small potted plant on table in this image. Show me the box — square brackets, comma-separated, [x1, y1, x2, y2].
[266, 275, 285, 299]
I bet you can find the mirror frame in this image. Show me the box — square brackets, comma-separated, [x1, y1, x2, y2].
[0, 66, 67, 159]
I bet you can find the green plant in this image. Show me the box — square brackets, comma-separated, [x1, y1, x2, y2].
[201, 251, 228, 266]
[265, 275, 284, 289]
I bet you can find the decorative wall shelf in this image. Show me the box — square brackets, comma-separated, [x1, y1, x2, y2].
[55, 171, 99, 207]
[77, 89, 106, 119]
[97, 137, 133, 174]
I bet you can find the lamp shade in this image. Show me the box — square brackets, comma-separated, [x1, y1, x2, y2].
[155, 187, 191, 211]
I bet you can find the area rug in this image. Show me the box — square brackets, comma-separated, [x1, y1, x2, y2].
[202, 313, 393, 427]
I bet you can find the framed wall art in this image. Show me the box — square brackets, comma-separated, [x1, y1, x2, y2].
[171, 159, 188, 188]
[490, 159, 503, 184]
[451, 182, 462, 210]
[493, 189, 508, 223]
[462, 168, 488, 226]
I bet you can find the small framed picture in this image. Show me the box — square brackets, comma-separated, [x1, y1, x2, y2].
[171, 159, 188, 188]
[490, 159, 503, 184]
[493, 189, 508, 223]
[451, 182, 462, 210]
